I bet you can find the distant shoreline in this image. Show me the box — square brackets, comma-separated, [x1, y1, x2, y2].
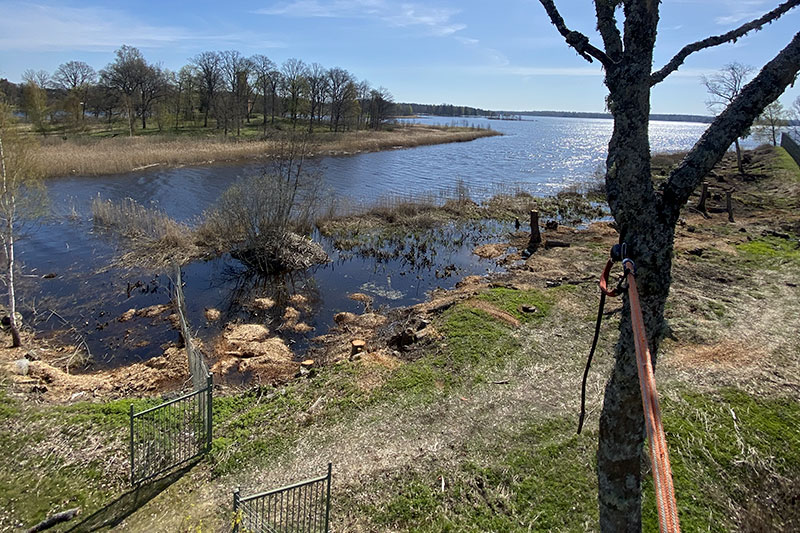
[395, 111, 714, 124]
[514, 110, 714, 124]
[394, 102, 718, 124]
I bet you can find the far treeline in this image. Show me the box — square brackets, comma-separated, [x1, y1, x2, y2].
[397, 102, 720, 124]
[0, 46, 397, 138]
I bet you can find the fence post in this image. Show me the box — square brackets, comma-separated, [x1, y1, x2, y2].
[129, 403, 135, 486]
[324, 462, 332, 532]
[206, 373, 213, 453]
[698, 182, 709, 214]
[232, 488, 240, 533]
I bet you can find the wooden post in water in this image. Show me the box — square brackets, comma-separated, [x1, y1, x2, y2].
[528, 210, 542, 252]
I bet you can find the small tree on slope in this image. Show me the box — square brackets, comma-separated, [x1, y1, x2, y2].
[0, 104, 46, 347]
[538, 1, 800, 531]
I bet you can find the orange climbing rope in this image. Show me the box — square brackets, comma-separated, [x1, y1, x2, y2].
[623, 258, 681, 533]
[581, 247, 681, 533]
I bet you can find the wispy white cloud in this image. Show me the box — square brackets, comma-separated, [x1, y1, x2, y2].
[256, 0, 383, 17]
[499, 66, 603, 77]
[714, 11, 762, 25]
[670, 0, 771, 26]
[487, 65, 715, 79]
[0, 2, 285, 52]
[384, 5, 464, 36]
[455, 36, 509, 67]
[256, 0, 465, 36]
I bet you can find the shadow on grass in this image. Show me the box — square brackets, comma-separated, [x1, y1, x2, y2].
[65, 458, 201, 532]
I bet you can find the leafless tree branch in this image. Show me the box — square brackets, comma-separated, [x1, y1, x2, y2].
[539, 0, 614, 68]
[651, 0, 800, 85]
[594, 0, 623, 61]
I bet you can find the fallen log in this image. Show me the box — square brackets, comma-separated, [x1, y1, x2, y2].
[27, 508, 80, 533]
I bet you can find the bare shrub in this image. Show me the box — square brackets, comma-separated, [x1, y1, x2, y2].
[198, 135, 329, 273]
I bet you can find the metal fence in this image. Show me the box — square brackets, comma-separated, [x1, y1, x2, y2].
[173, 264, 210, 390]
[129, 374, 213, 485]
[233, 463, 332, 533]
[781, 132, 800, 168]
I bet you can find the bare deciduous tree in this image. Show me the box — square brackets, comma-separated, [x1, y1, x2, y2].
[138, 63, 168, 130]
[251, 54, 277, 134]
[0, 104, 46, 347]
[305, 63, 328, 133]
[281, 58, 308, 127]
[191, 51, 223, 128]
[221, 50, 252, 136]
[100, 45, 147, 136]
[538, 1, 800, 530]
[327, 67, 353, 133]
[53, 61, 96, 121]
[22, 70, 50, 90]
[367, 86, 394, 130]
[755, 100, 789, 146]
[702, 62, 754, 173]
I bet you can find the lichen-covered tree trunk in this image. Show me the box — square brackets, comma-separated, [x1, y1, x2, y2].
[597, 14, 675, 526]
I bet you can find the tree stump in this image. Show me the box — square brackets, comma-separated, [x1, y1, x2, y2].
[527, 210, 542, 252]
[350, 339, 366, 357]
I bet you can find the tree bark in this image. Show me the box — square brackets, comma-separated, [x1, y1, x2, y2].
[734, 138, 743, 174]
[596, 7, 671, 525]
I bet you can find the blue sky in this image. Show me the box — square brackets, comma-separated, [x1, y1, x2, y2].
[1, 0, 798, 115]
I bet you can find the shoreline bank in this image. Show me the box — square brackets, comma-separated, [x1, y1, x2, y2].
[34, 124, 500, 179]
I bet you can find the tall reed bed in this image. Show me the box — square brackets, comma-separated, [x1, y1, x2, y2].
[91, 197, 199, 269]
[35, 126, 499, 178]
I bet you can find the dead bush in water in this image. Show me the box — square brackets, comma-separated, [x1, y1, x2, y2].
[199, 134, 329, 273]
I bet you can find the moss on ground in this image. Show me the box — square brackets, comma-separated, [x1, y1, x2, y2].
[772, 146, 800, 182]
[0, 392, 145, 531]
[736, 235, 800, 265]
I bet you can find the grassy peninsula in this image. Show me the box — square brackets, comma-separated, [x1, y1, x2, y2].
[32, 122, 499, 179]
[1, 146, 799, 531]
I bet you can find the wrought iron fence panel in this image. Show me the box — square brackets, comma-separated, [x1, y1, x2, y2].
[233, 463, 332, 533]
[129, 374, 212, 485]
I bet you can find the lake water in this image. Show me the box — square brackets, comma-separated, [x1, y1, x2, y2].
[20, 116, 711, 370]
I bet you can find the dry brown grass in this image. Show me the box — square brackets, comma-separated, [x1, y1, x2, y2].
[34, 126, 499, 178]
[91, 197, 200, 270]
